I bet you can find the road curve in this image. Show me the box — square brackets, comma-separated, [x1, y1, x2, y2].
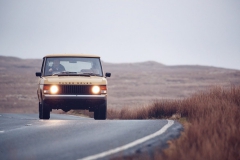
[0, 113, 182, 160]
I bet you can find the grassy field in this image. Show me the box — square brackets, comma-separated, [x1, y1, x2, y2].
[105, 86, 240, 160]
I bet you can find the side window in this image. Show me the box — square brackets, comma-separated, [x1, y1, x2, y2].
[44, 59, 52, 76]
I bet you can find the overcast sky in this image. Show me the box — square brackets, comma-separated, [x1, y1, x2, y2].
[0, 0, 240, 69]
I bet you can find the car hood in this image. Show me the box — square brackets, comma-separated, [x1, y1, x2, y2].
[39, 76, 107, 85]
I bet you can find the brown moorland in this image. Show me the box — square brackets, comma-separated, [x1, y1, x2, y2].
[0, 55, 240, 160]
[110, 86, 240, 160]
[0, 55, 239, 113]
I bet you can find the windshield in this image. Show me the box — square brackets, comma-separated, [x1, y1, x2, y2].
[43, 57, 103, 77]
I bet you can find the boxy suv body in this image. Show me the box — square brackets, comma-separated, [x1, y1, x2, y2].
[36, 54, 111, 120]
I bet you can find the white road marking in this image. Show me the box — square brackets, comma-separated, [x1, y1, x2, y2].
[1, 124, 34, 133]
[78, 120, 174, 160]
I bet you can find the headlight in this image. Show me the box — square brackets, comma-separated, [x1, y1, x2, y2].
[92, 86, 100, 94]
[50, 85, 59, 94]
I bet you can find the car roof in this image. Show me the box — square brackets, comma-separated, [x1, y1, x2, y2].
[44, 54, 100, 58]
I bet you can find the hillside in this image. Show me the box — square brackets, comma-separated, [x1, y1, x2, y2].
[0, 55, 239, 113]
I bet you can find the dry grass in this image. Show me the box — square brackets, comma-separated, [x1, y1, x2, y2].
[108, 86, 240, 160]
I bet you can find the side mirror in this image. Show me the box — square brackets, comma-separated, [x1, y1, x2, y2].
[36, 72, 41, 77]
[105, 72, 111, 77]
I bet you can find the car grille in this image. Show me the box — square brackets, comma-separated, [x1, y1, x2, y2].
[58, 85, 93, 95]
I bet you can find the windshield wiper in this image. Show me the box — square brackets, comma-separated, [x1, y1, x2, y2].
[52, 71, 100, 77]
[57, 72, 91, 77]
[82, 73, 101, 77]
[61, 71, 77, 74]
[53, 71, 77, 76]
[58, 74, 90, 77]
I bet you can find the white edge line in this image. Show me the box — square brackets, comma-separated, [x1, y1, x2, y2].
[78, 120, 174, 160]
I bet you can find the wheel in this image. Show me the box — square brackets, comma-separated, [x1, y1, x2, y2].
[39, 102, 50, 119]
[94, 103, 107, 120]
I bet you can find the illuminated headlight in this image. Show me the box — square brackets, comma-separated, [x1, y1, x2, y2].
[92, 86, 100, 94]
[50, 85, 59, 94]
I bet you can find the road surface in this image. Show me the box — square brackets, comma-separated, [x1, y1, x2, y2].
[0, 113, 182, 160]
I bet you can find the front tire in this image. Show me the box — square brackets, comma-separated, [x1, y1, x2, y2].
[39, 102, 50, 119]
[94, 103, 107, 120]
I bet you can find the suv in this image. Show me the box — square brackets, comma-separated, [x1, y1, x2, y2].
[35, 54, 111, 120]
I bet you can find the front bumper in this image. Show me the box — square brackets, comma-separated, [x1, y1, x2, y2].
[42, 94, 107, 110]
[44, 94, 106, 100]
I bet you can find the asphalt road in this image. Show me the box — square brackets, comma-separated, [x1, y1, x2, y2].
[0, 113, 182, 160]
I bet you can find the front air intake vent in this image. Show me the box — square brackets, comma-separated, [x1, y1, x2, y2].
[58, 85, 92, 95]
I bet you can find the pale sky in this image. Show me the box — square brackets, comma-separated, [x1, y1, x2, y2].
[0, 0, 240, 69]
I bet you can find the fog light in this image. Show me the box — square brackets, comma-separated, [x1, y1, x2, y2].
[101, 90, 107, 94]
[43, 90, 49, 94]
